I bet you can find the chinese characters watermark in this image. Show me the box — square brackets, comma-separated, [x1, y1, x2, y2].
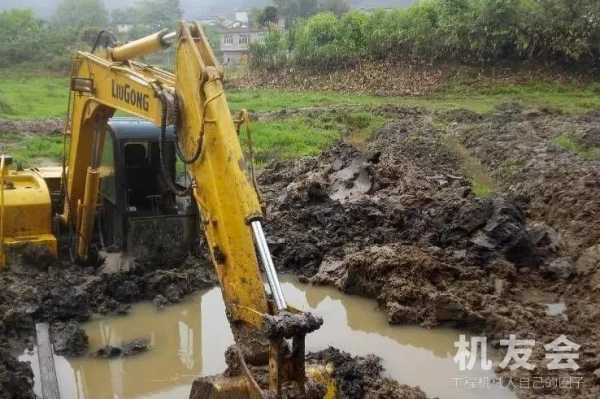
[451, 334, 584, 391]
[453, 334, 581, 372]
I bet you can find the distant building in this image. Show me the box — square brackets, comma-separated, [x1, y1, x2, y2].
[116, 24, 133, 34]
[211, 12, 269, 65]
[234, 11, 249, 25]
[218, 27, 266, 65]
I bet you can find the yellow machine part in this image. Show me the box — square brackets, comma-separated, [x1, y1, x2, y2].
[189, 365, 337, 399]
[0, 169, 57, 266]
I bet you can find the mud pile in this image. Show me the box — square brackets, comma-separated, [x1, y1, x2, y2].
[454, 104, 600, 256]
[217, 345, 427, 399]
[307, 348, 427, 399]
[259, 105, 600, 398]
[0, 255, 215, 398]
[0, 118, 64, 134]
[260, 109, 540, 329]
[229, 61, 445, 96]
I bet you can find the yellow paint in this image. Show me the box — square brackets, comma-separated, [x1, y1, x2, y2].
[3, 21, 333, 397]
[0, 155, 5, 269]
[111, 30, 170, 62]
[175, 22, 268, 324]
[307, 365, 337, 399]
[0, 167, 57, 266]
[77, 167, 101, 259]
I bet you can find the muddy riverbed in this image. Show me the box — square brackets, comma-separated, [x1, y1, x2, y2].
[20, 278, 515, 399]
[257, 104, 600, 398]
[1, 103, 600, 399]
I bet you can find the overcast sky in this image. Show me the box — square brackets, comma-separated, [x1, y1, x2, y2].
[0, 0, 413, 19]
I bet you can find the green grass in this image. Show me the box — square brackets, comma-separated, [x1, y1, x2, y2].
[552, 134, 600, 160]
[227, 88, 386, 113]
[0, 132, 64, 167]
[1, 71, 599, 120]
[0, 73, 68, 119]
[242, 118, 341, 162]
[442, 135, 496, 198]
[228, 81, 600, 115]
[429, 80, 600, 114]
[1, 69, 599, 166]
[240, 111, 385, 162]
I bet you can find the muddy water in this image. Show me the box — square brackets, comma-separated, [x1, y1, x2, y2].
[21, 277, 516, 399]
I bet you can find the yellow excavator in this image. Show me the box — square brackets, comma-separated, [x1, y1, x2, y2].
[0, 22, 335, 398]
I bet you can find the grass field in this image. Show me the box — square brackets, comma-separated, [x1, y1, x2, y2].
[0, 74, 69, 119]
[2, 73, 600, 120]
[1, 71, 599, 167]
[553, 133, 600, 161]
[0, 132, 64, 167]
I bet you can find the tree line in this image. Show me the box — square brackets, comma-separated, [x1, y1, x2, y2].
[250, 0, 600, 70]
[0, 0, 182, 70]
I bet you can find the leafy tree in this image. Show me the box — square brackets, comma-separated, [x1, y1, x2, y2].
[259, 6, 280, 26]
[320, 0, 351, 16]
[111, 8, 137, 25]
[250, 30, 289, 70]
[53, 0, 109, 29]
[134, 0, 182, 32]
[0, 9, 42, 66]
[275, 0, 319, 26]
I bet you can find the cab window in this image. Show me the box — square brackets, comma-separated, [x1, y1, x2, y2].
[99, 132, 116, 204]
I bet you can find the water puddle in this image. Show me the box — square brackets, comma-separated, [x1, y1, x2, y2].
[21, 277, 516, 399]
[545, 302, 568, 320]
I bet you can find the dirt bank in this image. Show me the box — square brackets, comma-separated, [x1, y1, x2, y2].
[228, 61, 592, 97]
[0, 118, 64, 134]
[258, 104, 600, 398]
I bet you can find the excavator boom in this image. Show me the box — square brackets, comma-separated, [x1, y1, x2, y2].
[61, 22, 333, 398]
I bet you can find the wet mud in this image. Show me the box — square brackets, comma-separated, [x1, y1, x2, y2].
[0, 256, 215, 398]
[258, 104, 600, 398]
[2, 103, 600, 398]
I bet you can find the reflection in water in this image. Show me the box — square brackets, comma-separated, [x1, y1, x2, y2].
[20, 276, 516, 399]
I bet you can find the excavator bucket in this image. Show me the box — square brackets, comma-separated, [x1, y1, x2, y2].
[189, 365, 337, 399]
[188, 310, 337, 399]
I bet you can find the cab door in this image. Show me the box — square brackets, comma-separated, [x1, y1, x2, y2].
[98, 128, 124, 248]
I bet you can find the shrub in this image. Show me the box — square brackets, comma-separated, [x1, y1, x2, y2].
[250, 29, 290, 70]
[250, 0, 600, 70]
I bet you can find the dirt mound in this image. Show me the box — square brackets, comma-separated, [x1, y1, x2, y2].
[215, 346, 428, 398]
[94, 337, 151, 358]
[455, 106, 600, 255]
[260, 114, 539, 281]
[259, 105, 600, 398]
[51, 321, 89, 356]
[307, 348, 428, 399]
[229, 61, 446, 96]
[0, 344, 34, 399]
[0, 118, 64, 134]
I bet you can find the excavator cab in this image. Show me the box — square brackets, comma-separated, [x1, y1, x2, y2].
[96, 118, 196, 267]
[0, 22, 337, 398]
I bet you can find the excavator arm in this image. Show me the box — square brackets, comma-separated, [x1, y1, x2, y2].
[63, 22, 333, 398]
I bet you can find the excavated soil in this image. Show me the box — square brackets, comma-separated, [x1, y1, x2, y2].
[0, 256, 215, 399]
[258, 104, 600, 398]
[0, 118, 64, 135]
[229, 62, 591, 98]
[1, 103, 600, 399]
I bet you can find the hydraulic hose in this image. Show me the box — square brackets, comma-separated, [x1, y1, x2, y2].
[157, 90, 191, 197]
